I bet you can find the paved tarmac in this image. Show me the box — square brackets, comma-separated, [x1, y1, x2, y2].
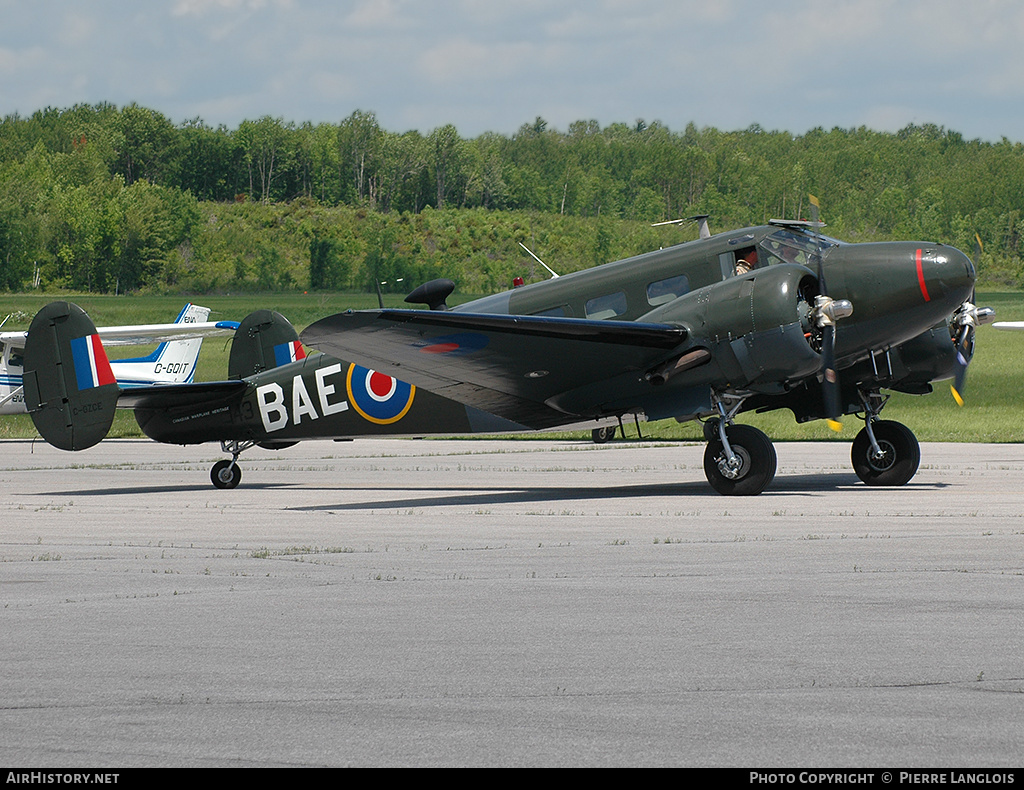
[1, 437, 1023, 768]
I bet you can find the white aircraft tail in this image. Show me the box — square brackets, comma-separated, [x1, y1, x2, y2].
[112, 304, 211, 387]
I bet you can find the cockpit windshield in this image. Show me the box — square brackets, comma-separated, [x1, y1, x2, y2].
[759, 229, 840, 269]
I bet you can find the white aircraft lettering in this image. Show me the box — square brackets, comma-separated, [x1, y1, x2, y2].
[257, 363, 349, 433]
[316, 364, 350, 417]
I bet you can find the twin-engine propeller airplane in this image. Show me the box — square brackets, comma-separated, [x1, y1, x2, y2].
[300, 210, 993, 495]
[20, 211, 993, 495]
[1, 304, 237, 414]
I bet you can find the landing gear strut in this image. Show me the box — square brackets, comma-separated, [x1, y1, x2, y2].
[702, 394, 777, 496]
[210, 440, 254, 489]
[851, 392, 920, 487]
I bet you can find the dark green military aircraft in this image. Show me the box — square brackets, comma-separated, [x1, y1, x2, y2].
[21, 211, 991, 495]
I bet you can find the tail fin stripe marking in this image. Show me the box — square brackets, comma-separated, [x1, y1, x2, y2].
[71, 335, 116, 390]
[274, 341, 306, 367]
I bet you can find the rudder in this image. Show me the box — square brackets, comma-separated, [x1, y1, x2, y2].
[22, 302, 119, 450]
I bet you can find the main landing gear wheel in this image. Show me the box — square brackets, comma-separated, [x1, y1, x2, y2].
[703, 424, 777, 496]
[211, 459, 242, 489]
[851, 420, 920, 487]
[592, 426, 616, 444]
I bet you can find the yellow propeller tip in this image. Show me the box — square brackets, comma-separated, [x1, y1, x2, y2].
[951, 386, 964, 407]
[827, 419, 843, 433]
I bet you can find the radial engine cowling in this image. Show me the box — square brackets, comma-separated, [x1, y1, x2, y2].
[642, 263, 823, 391]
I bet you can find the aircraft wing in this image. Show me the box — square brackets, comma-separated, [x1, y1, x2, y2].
[1, 321, 239, 349]
[301, 309, 687, 428]
[95, 320, 239, 346]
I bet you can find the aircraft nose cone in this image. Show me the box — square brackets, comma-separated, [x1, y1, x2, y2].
[919, 245, 974, 307]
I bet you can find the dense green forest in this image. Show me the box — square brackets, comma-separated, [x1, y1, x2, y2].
[3, 103, 1024, 295]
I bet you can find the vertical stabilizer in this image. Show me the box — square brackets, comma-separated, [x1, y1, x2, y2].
[228, 310, 304, 380]
[22, 302, 119, 450]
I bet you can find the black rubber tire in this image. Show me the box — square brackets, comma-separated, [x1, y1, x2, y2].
[703, 424, 777, 496]
[211, 459, 242, 489]
[592, 426, 616, 444]
[851, 420, 920, 487]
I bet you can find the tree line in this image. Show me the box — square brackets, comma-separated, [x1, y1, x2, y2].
[3, 102, 1024, 294]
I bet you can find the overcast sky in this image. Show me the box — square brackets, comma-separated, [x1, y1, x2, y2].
[2, 0, 1023, 141]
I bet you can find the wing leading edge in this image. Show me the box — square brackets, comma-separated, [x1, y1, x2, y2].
[301, 309, 688, 428]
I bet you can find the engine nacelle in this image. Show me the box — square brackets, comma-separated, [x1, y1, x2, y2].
[641, 263, 822, 391]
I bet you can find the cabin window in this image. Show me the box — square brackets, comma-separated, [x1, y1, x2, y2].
[646, 274, 690, 306]
[585, 291, 627, 320]
[532, 305, 570, 318]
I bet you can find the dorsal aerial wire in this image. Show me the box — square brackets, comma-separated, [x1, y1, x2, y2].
[652, 215, 711, 239]
[519, 242, 560, 278]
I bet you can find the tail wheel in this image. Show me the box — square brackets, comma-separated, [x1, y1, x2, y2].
[703, 424, 777, 496]
[211, 459, 242, 490]
[592, 426, 616, 444]
[851, 420, 920, 487]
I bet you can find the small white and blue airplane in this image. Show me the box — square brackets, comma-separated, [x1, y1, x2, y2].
[0, 304, 238, 414]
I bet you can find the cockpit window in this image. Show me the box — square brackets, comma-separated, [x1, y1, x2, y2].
[759, 229, 838, 268]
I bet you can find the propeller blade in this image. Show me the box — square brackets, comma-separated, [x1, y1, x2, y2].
[809, 194, 841, 430]
[948, 292, 994, 407]
[821, 322, 843, 432]
[951, 323, 974, 407]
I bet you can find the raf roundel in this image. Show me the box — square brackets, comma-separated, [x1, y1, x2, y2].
[345, 364, 415, 424]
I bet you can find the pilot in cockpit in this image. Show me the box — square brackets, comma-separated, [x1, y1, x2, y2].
[735, 248, 759, 275]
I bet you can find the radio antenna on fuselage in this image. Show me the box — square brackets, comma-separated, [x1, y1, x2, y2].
[519, 242, 559, 278]
[652, 214, 711, 240]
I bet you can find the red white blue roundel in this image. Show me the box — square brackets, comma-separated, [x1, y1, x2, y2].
[346, 364, 415, 424]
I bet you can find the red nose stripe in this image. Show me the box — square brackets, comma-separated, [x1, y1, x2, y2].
[916, 248, 931, 303]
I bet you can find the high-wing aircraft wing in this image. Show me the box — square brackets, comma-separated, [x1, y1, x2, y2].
[2, 306, 239, 349]
[302, 309, 687, 428]
[91, 320, 239, 346]
[0, 320, 238, 349]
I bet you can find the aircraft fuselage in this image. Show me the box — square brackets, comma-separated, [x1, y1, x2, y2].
[449, 221, 975, 422]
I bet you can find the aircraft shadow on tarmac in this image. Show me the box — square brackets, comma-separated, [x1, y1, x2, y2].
[286, 474, 951, 512]
[47, 472, 950, 507]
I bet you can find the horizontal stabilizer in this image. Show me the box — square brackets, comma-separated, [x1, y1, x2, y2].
[117, 380, 247, 410]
